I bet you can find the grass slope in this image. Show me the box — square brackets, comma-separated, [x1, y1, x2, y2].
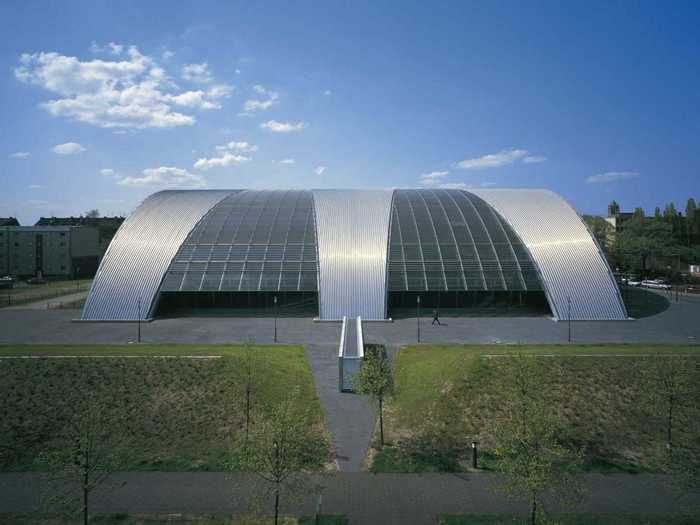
[373, 344, 700, 473]
[0, 344, 326, 471]
[0, 279, 91, 307]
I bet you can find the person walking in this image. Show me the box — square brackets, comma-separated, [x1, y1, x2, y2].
[432, 308, 441, 326]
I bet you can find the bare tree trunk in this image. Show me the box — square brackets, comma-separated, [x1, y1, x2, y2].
[531, 491, 537, 525]
[379, 396, 384, 447]
[274, 485, 280, 525]
[245, 384, 251, 440]
[667, 395, 674, 455]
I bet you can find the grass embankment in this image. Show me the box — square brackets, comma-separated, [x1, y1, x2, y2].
[372, 344, 700, 473]
[439, 514, 699, 524]
[0, 344, 327, 471]
[0, 514, 348, 525]
[0, 279, 91, 307]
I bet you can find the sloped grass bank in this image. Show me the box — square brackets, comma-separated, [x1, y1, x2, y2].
[372, 344, 700, 473]
[0, 344, 327, 471]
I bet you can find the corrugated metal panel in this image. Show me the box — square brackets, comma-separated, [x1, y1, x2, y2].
[471, 189, 627, 321]
[313, 189, 394, 320]
[81, 190, 233, 320]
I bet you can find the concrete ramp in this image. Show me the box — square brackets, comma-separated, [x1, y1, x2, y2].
[339, 316, 364, 392]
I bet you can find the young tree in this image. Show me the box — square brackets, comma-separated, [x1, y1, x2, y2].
[488, 355, 583, 525]
[84, 209, 100, 218]
[41, 398, 128, 525]
[642, 356, 695, 457]
[242, 394, 330, 525]
[354, 345, 394, 448]
[242, 340, 258, 445]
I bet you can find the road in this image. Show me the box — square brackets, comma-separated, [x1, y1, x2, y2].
[1, 472, 697, 524]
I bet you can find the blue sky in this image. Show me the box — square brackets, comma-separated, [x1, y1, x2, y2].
[2, 1, 699, 224]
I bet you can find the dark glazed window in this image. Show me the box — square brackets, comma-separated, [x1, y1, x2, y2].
[160, 190, 318, 292]
[388, 189, 543, 292]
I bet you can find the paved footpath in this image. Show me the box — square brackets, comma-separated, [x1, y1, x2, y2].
[1, 472, 698, 524]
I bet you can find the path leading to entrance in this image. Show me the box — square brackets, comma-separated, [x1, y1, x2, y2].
[304, 344, 377, 472]
[1, 472, 697, 524]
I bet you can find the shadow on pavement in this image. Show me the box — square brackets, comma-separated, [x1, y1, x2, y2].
[621, 287, 671, 318]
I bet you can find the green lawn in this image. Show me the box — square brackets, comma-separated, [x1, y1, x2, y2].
[439, 514, 699, 524]
[0, 514, 348, 525]
[0, 279, 92, 307]
[372, 344, 700, 473]
[0, 344, 328, 471]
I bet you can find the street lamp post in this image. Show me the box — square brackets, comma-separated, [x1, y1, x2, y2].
[567, 295, 571, 344]
[273, 295, 278, 343]
[137, 297, 141, 344]
[416, 295, 421, 343]
[472, 441, 478, 469]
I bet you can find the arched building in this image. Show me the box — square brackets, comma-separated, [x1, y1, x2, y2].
[81, 189, 627, 322]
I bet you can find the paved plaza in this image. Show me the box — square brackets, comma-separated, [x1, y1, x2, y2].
[1, 291, 698, 346]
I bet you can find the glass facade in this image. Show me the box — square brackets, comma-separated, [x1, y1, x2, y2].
[160, 190, 318, 293]
[388, 189, 542, 292]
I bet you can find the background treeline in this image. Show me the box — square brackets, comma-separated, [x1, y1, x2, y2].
[584, 197, 700, 280]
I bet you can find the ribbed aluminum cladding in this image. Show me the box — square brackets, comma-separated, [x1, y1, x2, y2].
[471, 189, 627, 321]
[81, 190, 233, 320]
[312, 189, 394, 320]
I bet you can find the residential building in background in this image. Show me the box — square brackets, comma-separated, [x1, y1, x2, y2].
[35, 216, 125, 255]
[0, 225, 100, 278]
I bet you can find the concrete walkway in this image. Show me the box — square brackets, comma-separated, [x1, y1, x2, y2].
[1, 472, 697, 524]
[305, 344, 377, 472]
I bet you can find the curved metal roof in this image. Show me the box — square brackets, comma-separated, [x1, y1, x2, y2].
[312, 189, 394, 320]
[160, 190, 318, 294]
[472, 188, 627, 320]
[81, 188, 626, 322]
[81, 190, 233, 320]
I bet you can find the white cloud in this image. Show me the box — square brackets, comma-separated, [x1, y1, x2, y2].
[456, 149, 529, 170]
[278, 158, 295, 165]
[194, 152, 250, 171]
[243, 98, 277, 112]
[207, 84, 234, 99]
[523, 155, 547, 164]
[215, 141, 258, 152]
[261, 120, 306, 133]
[235, 69, 241, 75]
[419, 171, 449, 186]
[52, 142, 85, 155]
[28, 184, 44, 189]
[118, 166, 206, 188]
[314, 165, 326, 175]
[480, 181, 497, 187]
[181, 62, 212, 83]
[585, 171, 640, 184]
[324, 90, 332, 96]
[15, 47, 227, 129]
[243, 85, 279, 113]
[438, 182, 470, 190]
[100, 168, 115, 177]
[162, 50, 175, 61]
[9, 151, 30, 159]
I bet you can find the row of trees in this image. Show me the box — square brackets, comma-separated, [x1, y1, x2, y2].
[586, 199, 700, 278]
[357, 349, 699, 525]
